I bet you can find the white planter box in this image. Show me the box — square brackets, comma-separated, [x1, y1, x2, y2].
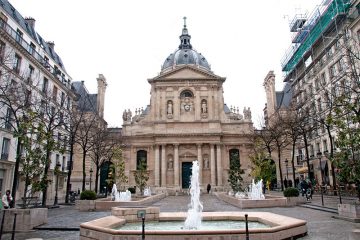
[75, 200, 96, 211]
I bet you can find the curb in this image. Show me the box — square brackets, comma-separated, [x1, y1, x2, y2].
[300, 204, 338, 213]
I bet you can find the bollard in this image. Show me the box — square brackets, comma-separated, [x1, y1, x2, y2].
[338, 186, 342, 204]
[142, 216, 145, 240]
[0, 210, 5, 240]
[245, 214, 249, 240]
[11, 213, 17, 240]
[321, 186, 324, 207]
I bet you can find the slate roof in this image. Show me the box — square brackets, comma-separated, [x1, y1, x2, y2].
[72, 81, 98, 112]
[0, 0, 66, 71]
[275, 82, 293, 108]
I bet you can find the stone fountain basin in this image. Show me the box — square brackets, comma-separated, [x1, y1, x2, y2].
[80, 208, 307, 240]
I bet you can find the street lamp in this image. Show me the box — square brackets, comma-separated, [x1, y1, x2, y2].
[90, 168, 93, 191]
[54, 161, 61, 206]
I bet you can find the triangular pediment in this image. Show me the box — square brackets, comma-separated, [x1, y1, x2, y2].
[151, 65, 224, 81]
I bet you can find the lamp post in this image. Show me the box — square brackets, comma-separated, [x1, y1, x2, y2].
[90, 168, 93, 191]
[54, 161, 61, 206]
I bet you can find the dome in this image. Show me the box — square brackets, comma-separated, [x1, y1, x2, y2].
[161, 17, 211, 72]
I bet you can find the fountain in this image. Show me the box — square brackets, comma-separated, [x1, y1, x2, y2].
[234, 179, 265, 200]
[143, 187, 151, 196]
[184, 160, 203, 229]
[111, 184, 131, 201]
[80, 161, 307, 239]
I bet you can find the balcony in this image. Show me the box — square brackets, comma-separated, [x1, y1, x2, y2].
[0, 19, 71, 88]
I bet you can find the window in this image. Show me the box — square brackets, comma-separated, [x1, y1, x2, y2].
[62, 156, 66, 172]
[16, 29, 23, 43]
[60, 92, 65, 107]
[67, 96, 71, 110]
[338, 58, 345, 72]
[316, 142, 321, 155]
[1, 138, 10, 160]
[317, 98, 322, 112]
[4, 108, 12, 130]
[136, 150, 147, 170]
[309, 145, 314, 157]
[321, 72, 326, 85]
[29, 42, 36, 55]
[335, 40, 341, 50]
[53, 86, 58, 102]
[0, 40, 5, 62]
[314, 78, 320, 91]
[42, 77, 48, 93]
[27, 65, 34, 83]
[329, 64, 336, 78]
[326, 48, 332, 59]
[323, 140, 328, 153]
[13, 54, 21, 73]
[229, 149, 240, 166]
[43, 56, 50, 69]
[180, 90, 193, 98]
[40, 100, 46, 117]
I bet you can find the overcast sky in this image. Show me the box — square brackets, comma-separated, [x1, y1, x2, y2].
[10, 0, 322, 127]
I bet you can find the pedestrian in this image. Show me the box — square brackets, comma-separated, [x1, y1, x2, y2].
[207, 183, 211, 194]
[284, 177, 288, 189]
[2, 190, 13, 209]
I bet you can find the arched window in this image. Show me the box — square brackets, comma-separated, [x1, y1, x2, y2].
[229, 149, 240, 165]
[180, 90, 193, 98]
[136, 150, 147, 170]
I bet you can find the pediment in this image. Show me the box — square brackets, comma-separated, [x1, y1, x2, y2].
[151, 65, 224, 81]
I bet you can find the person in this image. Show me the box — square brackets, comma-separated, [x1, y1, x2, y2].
[300, 178, 308, 198]
[2, 190, 13, 209]
[207, 184, 211, 194]
[284, 177, 288, 189]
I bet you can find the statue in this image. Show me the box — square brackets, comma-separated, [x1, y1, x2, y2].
[201, 101, 207, 113]
[167, 101, 173, 115]
[168, 158, 173, 169]
[243, 107, 252, 120]
[122, 110, 127, 122]
[126, 109, 132, 121]
[203, 157, 209, 169]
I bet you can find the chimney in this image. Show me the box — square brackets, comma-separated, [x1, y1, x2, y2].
[25, 17, 35, 29]
[47, 41, 55, 50]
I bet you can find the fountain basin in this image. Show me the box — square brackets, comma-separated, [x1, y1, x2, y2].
[216, 192, 290, 208]
[80, 208, 307, 240]
[76, 193, 165, 211]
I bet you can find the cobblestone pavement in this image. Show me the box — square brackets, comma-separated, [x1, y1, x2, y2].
[1, 193, 359, 240]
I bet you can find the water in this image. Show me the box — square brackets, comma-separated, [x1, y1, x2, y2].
[111, 184, 131, 201]
[115, 220, 270, 230]
[235, 179, 265, 200]
[184, 160, 203, 229]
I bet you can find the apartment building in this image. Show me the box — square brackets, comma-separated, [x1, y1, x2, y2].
[265, 0, 359, 188]
[0, 0, 75, 204]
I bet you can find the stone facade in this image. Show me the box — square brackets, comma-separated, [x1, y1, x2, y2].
[122, 23, 254, 192]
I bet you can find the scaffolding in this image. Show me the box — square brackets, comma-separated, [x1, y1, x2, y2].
[281, 0, 351, 73]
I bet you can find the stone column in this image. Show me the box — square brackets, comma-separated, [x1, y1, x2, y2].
[174, 144, 179, 187]
[197, 144, 202, 185]
[210, 144, 216, 186]
[154, 145, 160, 186]
[161, 145, 166, 187]
[216, 144, 222, 186]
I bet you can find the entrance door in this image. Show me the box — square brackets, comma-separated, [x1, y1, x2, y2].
[182, 162, 192, 189]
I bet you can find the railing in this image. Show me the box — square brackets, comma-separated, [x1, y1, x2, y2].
[0, 19, 71, 88]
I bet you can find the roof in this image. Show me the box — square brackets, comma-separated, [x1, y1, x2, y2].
[161, 18, 211, 73]
[72, 81, 98, 112]
[0, 0, 66, 71]
[276, 82, 293, 108]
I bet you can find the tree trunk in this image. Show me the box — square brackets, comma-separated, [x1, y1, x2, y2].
[65, 138, 74, 203]
[11, 138, 22, 204]
[95, 167, 99, 193]
[327, 126, 337, 194]
[41, 148, 51, 207]
[291, 141, 296, 185]
[82, 150, 86, 191]
[303, 133, 312, 183]
[278, 148, 284, 191]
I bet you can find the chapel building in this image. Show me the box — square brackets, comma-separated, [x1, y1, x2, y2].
[121, 19, 255, 192]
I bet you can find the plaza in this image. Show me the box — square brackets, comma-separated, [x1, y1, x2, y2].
[1, 192, 359, 240]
